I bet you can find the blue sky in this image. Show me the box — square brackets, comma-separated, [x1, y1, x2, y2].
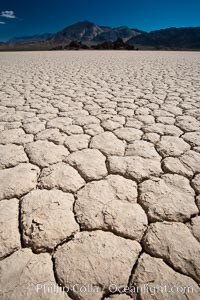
[0, 0, 200, 41]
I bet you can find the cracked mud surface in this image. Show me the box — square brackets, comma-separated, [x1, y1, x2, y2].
[0, 51, 200, 299]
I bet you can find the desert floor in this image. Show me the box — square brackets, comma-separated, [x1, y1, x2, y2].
[0, 51, 200, 300]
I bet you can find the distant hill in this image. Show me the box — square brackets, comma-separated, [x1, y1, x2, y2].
[49, 21, 103, 42]
[48, 21, 143, 42]
[6, 21, 143, 44]
[127, 27, 200, 49]
[93, 26, 142, 42]
[8, 33, 52, 44]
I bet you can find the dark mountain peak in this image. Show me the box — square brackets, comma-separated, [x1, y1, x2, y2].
[127, 26, 200, 49]
[131, 28, 145, 33]
[113, 25, 129, 30]
[66, 20, 97, 28]
[99, 26, 112, 30]
[50, 20, 103, 42]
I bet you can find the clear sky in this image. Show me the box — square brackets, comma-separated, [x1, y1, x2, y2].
[0, 0, 200, 41]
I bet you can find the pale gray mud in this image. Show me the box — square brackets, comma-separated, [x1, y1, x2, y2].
[0, 51, 200, 300]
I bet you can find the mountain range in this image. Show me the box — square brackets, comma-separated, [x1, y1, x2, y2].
[2, 21, 200, 50]
[8, 33, 52, 44]
[7, 21, 143, 44]
[127, 27, 200, 49]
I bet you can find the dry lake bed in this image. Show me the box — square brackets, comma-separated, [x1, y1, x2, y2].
[0, 51, 200, 299]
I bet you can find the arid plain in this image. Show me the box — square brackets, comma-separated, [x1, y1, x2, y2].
[0, 51, 200, 300]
